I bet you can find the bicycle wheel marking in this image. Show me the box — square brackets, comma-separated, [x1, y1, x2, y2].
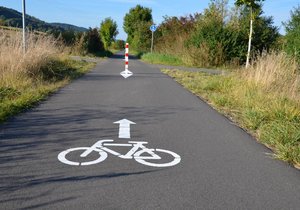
[58, 147, 108, 166]
[57, 140, 181, 168]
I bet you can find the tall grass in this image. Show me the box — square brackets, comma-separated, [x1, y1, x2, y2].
[0, 30, 93, 122]
[243, 51, 300, 100]
[162, 52, 300, 168]
[0, 30, 59, 87]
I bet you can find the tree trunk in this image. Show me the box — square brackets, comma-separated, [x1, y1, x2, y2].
[246, 9, 253, 68]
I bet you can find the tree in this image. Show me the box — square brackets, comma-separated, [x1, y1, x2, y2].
[131, 21, 152, 51]
[284, 5, 300, 61]
[123, 5, 152, 45]
[235, 0, 265, 68]
[99, 17, 118, 50]
[76, 28, 104, 54]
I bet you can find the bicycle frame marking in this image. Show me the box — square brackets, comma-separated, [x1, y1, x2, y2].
[58, 139, 181, 167]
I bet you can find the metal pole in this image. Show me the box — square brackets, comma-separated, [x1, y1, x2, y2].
[151, 31, 154, 53]
[22, 0, 26, 53]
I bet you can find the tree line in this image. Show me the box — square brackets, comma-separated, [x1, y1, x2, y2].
[52, 17, 122, 55]
[122, 0, 300, 68]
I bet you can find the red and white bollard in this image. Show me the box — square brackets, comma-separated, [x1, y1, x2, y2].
[120, 43, 133, 78]
[125, 43, 129, 70]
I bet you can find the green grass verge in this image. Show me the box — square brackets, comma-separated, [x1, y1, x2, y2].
[0, 58, 95, 123]
[162, 69, 300, 168]
[141, 53, 184, 66]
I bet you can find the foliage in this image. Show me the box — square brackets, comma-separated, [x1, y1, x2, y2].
[123, 5, 152, 49]
[74, 28, 104, 55]
[228, 6, 279, 59]
[150, 0, 279, 68]
[51, 30, 79, 46]
[235, 0, 264, 11]
[234, 0, 265, 67]
[0, 30, 94, 122]
[187, 1, 229, 66]
[131, 21, 152, 52]
[141, 53, 184, 66]
[111, 39, 125, 50]
[284, 5, 300, 61]
[155, 14, 198, 52]
[163, 51, 300, 166]
[100, 17, 118, 50]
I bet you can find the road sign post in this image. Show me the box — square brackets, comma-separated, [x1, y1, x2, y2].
[22, 0, 26, 54]
[150, 24, 157, 53]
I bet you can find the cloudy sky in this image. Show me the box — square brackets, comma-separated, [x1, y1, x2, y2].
[1, 0, 299, 39]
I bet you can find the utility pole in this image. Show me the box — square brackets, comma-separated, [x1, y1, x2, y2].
[22, 0, 26, 54]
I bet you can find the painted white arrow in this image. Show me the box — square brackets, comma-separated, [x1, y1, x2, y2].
[120, 69, 133, 79]
[114, 119, 136, 139]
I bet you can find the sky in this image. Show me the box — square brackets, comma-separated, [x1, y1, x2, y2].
[1, 0, 299, 40]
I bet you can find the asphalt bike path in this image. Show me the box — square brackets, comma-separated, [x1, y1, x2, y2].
[0, 52, 300, 209]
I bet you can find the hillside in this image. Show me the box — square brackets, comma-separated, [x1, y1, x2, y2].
[0, 6, 87, 32]
[50, 23, 87, 32]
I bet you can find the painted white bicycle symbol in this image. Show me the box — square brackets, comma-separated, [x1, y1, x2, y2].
[58, 140, 181, 167]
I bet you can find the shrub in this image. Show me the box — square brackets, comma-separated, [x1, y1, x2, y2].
[72, 28, 104, 55]
[284, 5, 300, 62]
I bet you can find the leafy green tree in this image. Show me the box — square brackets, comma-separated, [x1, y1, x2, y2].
[123, 5, 152, 45]
[235, 0, 265, 68]
[86, 28, 104, 53]
[187, 0, 231, 66]
[99, 17, 118, 50]
[75, 28, 104, 54]
[284, 5, 300, 61]
[131, 21, 152, 52]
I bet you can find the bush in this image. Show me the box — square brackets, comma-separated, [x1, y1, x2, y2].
[284, 6, 300, 62]
[151, 0, 279, 68]
[73, 28, 104, 55]
[111, 39, 125, 50]
[131, 22, 152, 52]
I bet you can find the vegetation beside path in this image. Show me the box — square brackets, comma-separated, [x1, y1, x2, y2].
[163, 51, 300, 168]
[141, 53, 184, 67]
[0, 31, 95, 123]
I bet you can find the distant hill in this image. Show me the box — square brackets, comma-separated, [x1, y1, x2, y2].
[50, 23, 87, 32]
[0, 6, 87, 33]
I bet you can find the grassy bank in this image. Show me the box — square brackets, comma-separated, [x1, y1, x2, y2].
[0, 31, 94, 123]
[141, 52, 184, 66]
[162, 52, 300, 168]
[141, 52, 233, 71]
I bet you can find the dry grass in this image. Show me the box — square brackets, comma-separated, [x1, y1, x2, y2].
[162, 52, 300, 168]
[0, 30, 59, 87]
[0, 30, 94, 122]
[243, 51, 300, 101]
